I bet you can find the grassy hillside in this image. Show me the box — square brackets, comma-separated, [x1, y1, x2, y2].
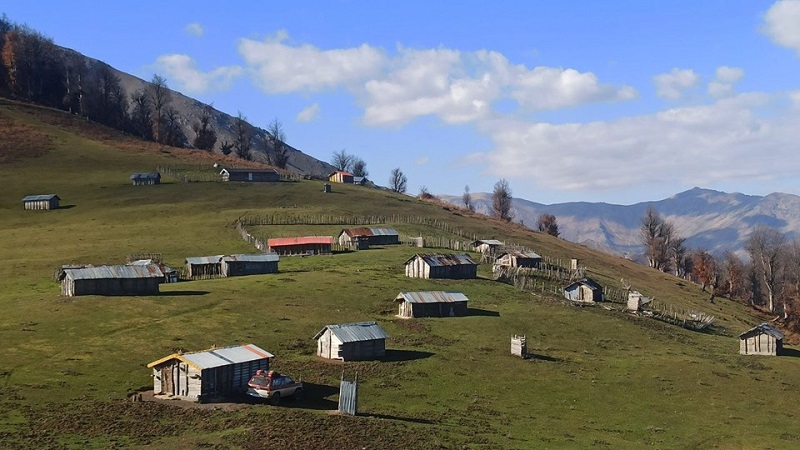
[1, 99, 797, 449]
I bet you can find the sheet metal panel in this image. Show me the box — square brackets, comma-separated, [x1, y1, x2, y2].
[63, 264, 163, 280]
[185, 256, 223, 265]
[22, 194, 59, 201]
[406, 253, 478, 267]
[397, 291, 468, 304]
[315, 322, 389, 343]
[182, 344, 275, 370]
[739, 323, 784, 340]
[223, 253, 279, 263]
[268, 236, 334, 246]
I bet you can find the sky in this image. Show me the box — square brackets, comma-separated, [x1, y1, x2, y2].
[4, 1, 800, 205]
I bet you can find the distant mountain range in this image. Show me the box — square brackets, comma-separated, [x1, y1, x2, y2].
[440, 188, 800, 258]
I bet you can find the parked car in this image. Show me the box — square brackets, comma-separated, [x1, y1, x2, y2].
[246, 370, 303, 405]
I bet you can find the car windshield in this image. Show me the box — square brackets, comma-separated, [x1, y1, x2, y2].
[248, 375, 269, 387]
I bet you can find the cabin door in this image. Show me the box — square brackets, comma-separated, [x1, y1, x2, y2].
[162, 366, 175, 395]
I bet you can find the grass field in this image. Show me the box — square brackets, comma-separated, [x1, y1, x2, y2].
[1, 99, 798, 449]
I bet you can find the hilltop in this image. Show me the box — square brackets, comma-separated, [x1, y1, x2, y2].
[1, 99, 798, 449]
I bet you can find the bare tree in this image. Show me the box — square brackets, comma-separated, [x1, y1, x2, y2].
[331, 149, 353, 172]
[267, 117, 289, 168]
[536, 213, 560, 237]
[492, 179, 514, 222]
[192, 104, 217, 151]
[669, 236, 687, 277]
[162, 107, 185, 147]
[351, 157, 368, 178]
[745, 225, 786, 314]
[720, 251, 745, 300]
[691, 249, 717, 294]
[147, 74, 171, 143]
[220, 140, 234, 156]
[389, 167, 407, 193]
[128, 89, 152, 140]
[419, 185, 435, 200]
[782, 239, 800, 321]
[639, 207, 675, 272]
[462, 185, 474, 212]
[233, 111, 252, 160]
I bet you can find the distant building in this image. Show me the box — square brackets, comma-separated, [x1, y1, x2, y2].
[129, 259, 178, 283]
[739, 323, 784, 356]
[220, 168, 280, 182]
[473, 239, 504, 254]
[626, 291, 650, 312]
[185, 255, 224, 279]
[147, 344, 274, 402]
[563, 278, 604, 303]
[58, 264, 163, 296]
[220, 253, 279, 277]
[328, 171, 354, 184]
[395, 291, 469, 318]
[268, 236, 333, 256]
[22, 194, 60, 210]
[494, 251, 542, 269]
[130, 172, 161, 186]
[314, 322, 388, 361]
[352, 176, 367, 185]
[337, 227, 400, 248]
[404, 253, 479, 279]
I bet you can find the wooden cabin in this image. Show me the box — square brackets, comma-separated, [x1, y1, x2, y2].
[626, 291, 650, 312]
[494, 251, 542, 269]
[267, 236, 333, 256]
[328, 171, 354, 184]
[129, 259, 178, 283]
[404, 253, 479, 279]
[130, 172, 161, 186]
[147, 344, 274, 402]
[473, 239, 504, 254]
[314, 322, 388, 361]
[58, 264, 163, 296]
[220, 168, 280, 182]
[221, 253, 279, 277]
[563, 278, 604, 303]
[185, 255, 224, 279]
[22, 194, 60, 210]
[395, 291, 469, 318]
[739, 323, 784, 356]
[338, 227, 400, 247]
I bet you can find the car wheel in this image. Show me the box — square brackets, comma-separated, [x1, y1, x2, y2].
[269, 392, 281, 406]
[293, 388, 303, 401]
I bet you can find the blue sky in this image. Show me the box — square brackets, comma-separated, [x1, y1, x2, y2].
[5, 1, 800, 205]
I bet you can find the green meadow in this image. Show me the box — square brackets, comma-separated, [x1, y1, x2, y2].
[1, 99, 798, 449]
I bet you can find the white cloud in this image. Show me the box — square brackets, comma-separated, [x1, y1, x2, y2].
[708, 66, 744, 98]
[238, 30, 385, 93]
[415, 155, 430, 165]
[653, 68, 700, 100]
[296, 103, 320, 122]
[472, 93, 795, 193]
[511, 66, 637, 110]
[762, 0, 800, 55]
[185, 23, 204, 37]
[154, 54, 242, 94]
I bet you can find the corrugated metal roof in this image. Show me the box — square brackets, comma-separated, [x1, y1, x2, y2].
[129, 172, 160, 180]
[313, 321, 389, 342]
[405, 253, 478, 267]
[739, 323, 784, 339]
[147, 344, 274, 370]
[63, 264, 163, 280]
[268, 236, 333, 246]
[369, 227, 398, 236]
[185, 256, 223, 265]
[341, 227, 399, 238]
[565, 278, 603, 291]
[22, 194, 59, 201]
[223, 253, 279, 262]
[475, 239, 504, 246]
[396, 291, 468, 304]
[499, 251, 541, 259]
[221, 168, 278, 174]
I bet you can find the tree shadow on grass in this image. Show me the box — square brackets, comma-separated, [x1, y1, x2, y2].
[465, 308, 500, 317]
[156, 290, 210, 296]
[780, 348, 800, 358]
[379, 349, 434, 363]
[361, 412, 434, 424]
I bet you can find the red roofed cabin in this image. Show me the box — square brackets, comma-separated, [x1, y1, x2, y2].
[268, 236, 334, 256]
[329, 171, 354, 184]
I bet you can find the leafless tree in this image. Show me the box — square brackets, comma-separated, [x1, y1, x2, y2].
[389, 167, 407, 193]
[536, 213, 560, 237]
[745, 225, 785, 314]
[331, 149, 353, 172]
[639, 207, 676, 272]
[351, 157, 368, 178]
[233, 111, 252, 160]
[162, 106, 185, 147]
[492, 179, 514, 222]
[128, 89, 152, 140]
[220, 140, 234, 156]
[720, 250, 745, 299]
[669, 236, 687, 277]
[267, 117, 289, 168]
[147, 74, 171, 143]
[192, 104, 217, 151]
[462, 185, 474, 212]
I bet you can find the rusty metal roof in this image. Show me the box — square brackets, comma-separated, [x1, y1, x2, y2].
[396, 291, 468, 304]
[147, 344, 274, 370]
[268, 236, 333, 247]
[739, 323, 784, 340]
[340, 227, 399, 238]
[22, 194, 59, 201]
[62, 264, 164, 280]
[223, 253, 279, 263]
[185, 256, 223, 265]
[313, 321, 389, 342]
[405, 253, 478, 267]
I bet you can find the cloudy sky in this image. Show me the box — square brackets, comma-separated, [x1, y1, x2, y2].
[5, 1, 800, 204]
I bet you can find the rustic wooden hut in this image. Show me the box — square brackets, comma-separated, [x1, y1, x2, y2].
[353, 176, 367, 185]
[129, 259, 178, 283]
[220, 168, 280, 182]
[739, 323, 784, 356]
[395, 291, 469, 318]
[404, 253, 479, 279]
[337, 227, 400, 247]
[147, 344, 274, 402]
[473, 239, 504, 254]
[626, 291, 650, 312]
[22, 194, 60, 210]
[220, 253, 279, 277]
[314, 322, 388, 361]
[328, 171, 354, 184]
[494, 251, 542, 269]
[185, 256, 224, 279]
[58, 264, 163, 296]
[267, 236, 333, 256]
[563, 278, 604, 303]
[130, 172, 161, 185]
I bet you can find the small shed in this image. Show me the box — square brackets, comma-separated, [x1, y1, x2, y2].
[323, 183, 332, 193]
[129, 259, 178, 283]
[267, 236, 333, 256]
[563, 278, 604, 303]
[147, 344, 274, 402]
[404, 253, 479, 279]
[185, 255, 224, 279]
[130, 172, 161, 185]
[220, 168, 280, 182]
[494, 251, 542, 269]
[353, 176, 367, 185]
[329, 171, 354, 184]
[338, 227, 400, 247]
[221, 253, 279, 277]
[395, 291, 469, 318]
[473, 239, 504, 254]
[314, 322, 388, 361]
[58, 264, 163, 296]
[739, 323, 784, 356]
[22, 194, 60, 210]
[626, 291, 650, 312]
